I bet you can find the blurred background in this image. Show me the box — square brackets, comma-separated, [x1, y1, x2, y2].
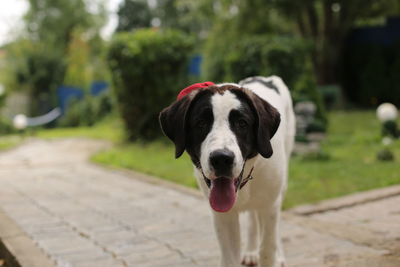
[0, 0, 400, 208]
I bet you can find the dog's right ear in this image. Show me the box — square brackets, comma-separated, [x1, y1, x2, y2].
[159, 96, 192, 158]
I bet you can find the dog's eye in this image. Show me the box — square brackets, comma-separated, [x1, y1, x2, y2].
[195, 119, 208, 129]
[236, 119, 248, 129]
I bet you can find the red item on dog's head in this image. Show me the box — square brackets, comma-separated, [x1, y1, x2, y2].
[177, 82, 215, 100]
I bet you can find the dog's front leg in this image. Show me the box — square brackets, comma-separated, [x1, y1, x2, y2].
[212, 211, 241, 267]
[257, 207, 281, 267]
[242, 210, 259, 266]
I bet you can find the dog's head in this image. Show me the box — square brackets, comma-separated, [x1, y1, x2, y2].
[159, 84, 280, 212]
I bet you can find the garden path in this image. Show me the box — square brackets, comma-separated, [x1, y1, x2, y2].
[0, 139, 399, 267]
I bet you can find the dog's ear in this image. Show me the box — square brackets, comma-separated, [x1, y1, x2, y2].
[248, 93, 281, 158]
[159, 96, 192, 158]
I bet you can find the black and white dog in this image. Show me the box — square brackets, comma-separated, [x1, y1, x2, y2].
[160, 76, 295, 267]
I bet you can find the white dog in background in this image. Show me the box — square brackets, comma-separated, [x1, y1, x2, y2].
[160, 76, 296, 267]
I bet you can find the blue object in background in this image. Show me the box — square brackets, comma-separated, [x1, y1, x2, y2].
[188, 55, 202, 76]
[57, 82, 109, 114]
[90, 81, 109, 96]
[348, 17, 400, 46]
[57, 86, 84, 114]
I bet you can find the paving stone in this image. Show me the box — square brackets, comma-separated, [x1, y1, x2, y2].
[123, 246, 183, 265]
[0, 139, 399, 267]
[52, 248, 110, 264]
[72, 258, 126, 267]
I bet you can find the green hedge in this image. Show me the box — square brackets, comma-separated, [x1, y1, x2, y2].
[107, 29, 193, 140]
[0, 117, 15, 135]
[342, 42, 400, 107]
[20, 48, 66, 116]
[59, 92, 113, 127]
[0, 93, 5, 109]
[204, 34, 327, 129]
[0, 93, 13, 135]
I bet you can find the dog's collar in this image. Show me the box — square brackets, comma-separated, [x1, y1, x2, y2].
[236, 164, 254, 192]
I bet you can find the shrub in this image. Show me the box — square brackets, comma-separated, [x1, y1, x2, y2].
[14, 44, 66, 116]
[301, 150, 331, 161]
[107, 29, 193, 140]
[59, 92, 113, 127]
[0, 93, 5, 109]
[204, 34, 327, 130]
[382, 120, 399, 138]
[377, 148, 395, 161]
[63, 31, 92, 90]
[0, 118, 14, 135]
[319, 85, 341, 110]
[205, 35, 309, 86]
[63, 30, 111, 92]
[306, 119, 327, 133]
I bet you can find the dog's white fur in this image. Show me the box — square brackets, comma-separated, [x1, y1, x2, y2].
[200, 91, 244, 180]
[194, 76, 296, 267]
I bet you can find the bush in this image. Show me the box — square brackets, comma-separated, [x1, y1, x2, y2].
[377, 148, 395, 161]
[319, 85, 341, 110]
[59, 92, 113, 127]
[300, 150, 331, 161]
[63, 30, 111, 91]
[15, 44, 66, 116]
[107, 29, 193, 141]
[0, 93, 5, 110]
[382, 120, 399, 138]
[205, 35, 308, 86]
[204, 34, 327, 130]
[306, 119, 327, 133]
[0, 91, 15, 135]
[63, 31, 92, 90]
[0, 118, 14, 135]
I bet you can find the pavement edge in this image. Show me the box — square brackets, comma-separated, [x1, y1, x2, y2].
[0, 208, 55, 267]
[289, 185, 400, 215]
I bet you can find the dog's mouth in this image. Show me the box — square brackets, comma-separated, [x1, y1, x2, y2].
[203, 176, 240, 190]
[203, 175, 239, 213]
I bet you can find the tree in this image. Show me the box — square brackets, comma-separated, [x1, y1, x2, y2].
[272, 0, 400, 84]
[63, 30, 92, 89]
[16, 0, 107, 115]
[116, 0, 152, 31]
[115, 0, 215, 40]
[195, 0, 400, 84]
[24, 0, 105, 51]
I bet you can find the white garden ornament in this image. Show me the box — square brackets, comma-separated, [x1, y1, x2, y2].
[376, 103, 398, 122]
[382, 136, 393, 146]
[13, 114, 28, 130]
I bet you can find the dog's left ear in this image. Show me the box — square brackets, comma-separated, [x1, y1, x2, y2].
[248, 93, 281, 158]
[159, 96, 192, 158]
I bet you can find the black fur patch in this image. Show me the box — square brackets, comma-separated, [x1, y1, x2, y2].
[228, 102, 258, 160]
[185, 91, 214, 168]
[241, 77, 280, 95]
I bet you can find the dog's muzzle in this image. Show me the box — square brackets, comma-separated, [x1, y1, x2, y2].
[209, 149, 235, 177]
[201, 161, 254, 213]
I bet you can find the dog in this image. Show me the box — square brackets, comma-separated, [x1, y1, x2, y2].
[159, 76, 296, 267]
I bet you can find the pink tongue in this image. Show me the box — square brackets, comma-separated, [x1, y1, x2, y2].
[209, 178, 236, 212]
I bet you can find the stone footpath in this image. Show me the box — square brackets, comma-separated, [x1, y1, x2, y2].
[0, 139, 399, 267]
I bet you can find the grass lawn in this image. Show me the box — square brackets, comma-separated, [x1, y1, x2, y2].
[36, 111, 400, 209]
[36, 115, 124, 143]
[0, 135, 24, 151]
[286, 111, 400, 208]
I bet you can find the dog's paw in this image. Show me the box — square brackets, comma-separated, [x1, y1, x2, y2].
[241, 252, 258, 266]
[277, 257, 286, 267]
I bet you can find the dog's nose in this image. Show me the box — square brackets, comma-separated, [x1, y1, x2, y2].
[209, 149, 235, 176]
